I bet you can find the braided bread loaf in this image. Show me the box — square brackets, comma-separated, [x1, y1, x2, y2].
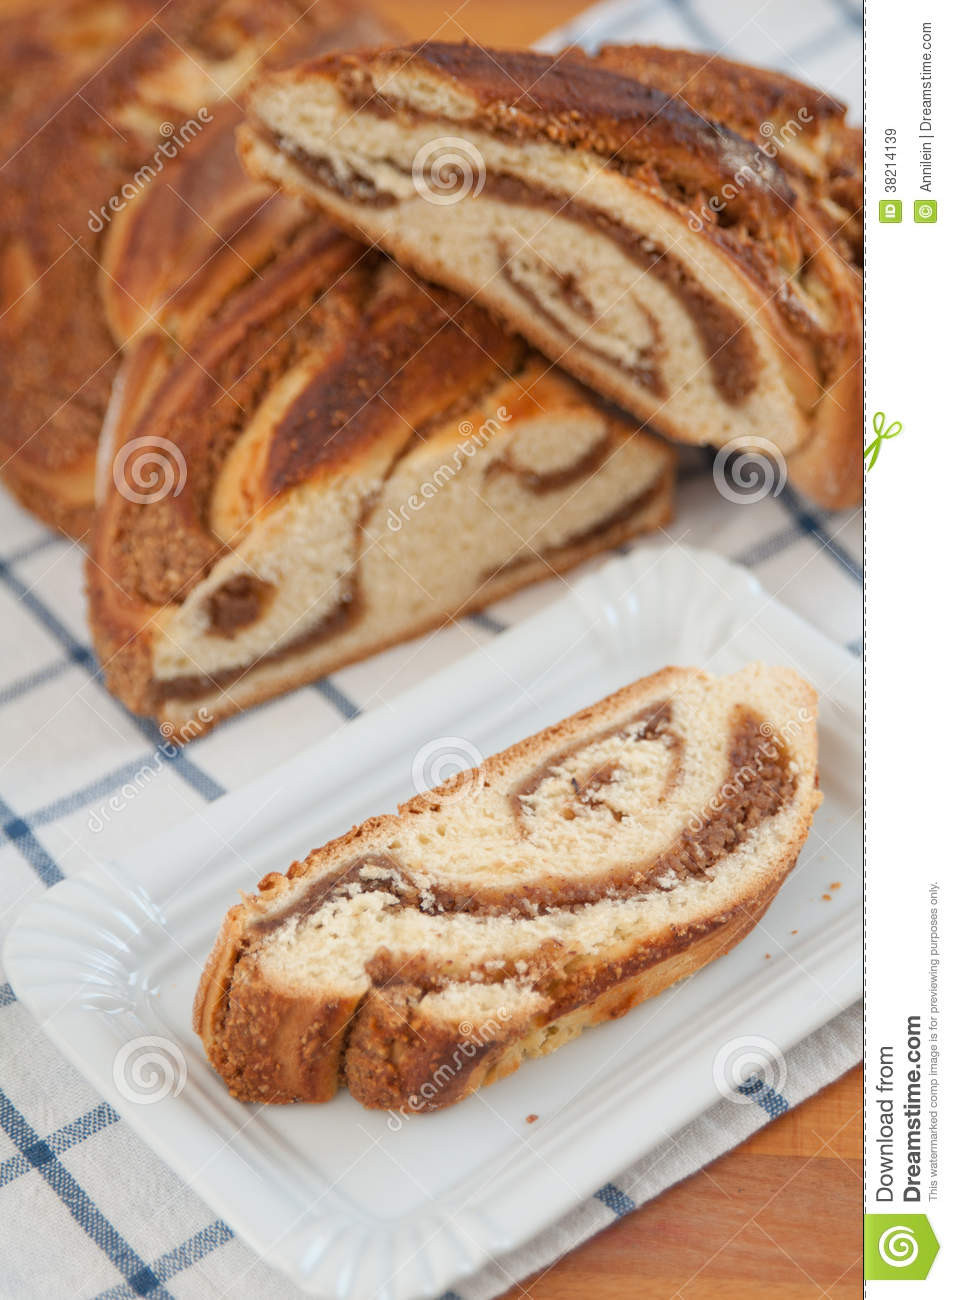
[0, 1, 164, 161]
[240, 41, 862, 508]
[0, 0, 395, 537]
[195, 663, 820, 1110]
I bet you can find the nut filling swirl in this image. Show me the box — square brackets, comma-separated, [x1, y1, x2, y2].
[265, 134, 758, 405]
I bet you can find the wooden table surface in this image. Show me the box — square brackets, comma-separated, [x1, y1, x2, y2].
[499, 1067, 862, 1299]
[376, 3, 863, 1297]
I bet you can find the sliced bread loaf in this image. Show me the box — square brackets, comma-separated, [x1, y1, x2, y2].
[89, 230, 674, 740]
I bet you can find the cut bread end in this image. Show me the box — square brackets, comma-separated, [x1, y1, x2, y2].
[238, 42, 862, 509]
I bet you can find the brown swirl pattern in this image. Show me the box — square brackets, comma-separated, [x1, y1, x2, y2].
[249, 703, 794, 932]
[267, 135, 759, 406]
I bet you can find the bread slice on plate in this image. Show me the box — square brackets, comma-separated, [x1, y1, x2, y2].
[194, 663, 821, 1111]
[240, 41, 862, 509]
[89, 219, 674, 740]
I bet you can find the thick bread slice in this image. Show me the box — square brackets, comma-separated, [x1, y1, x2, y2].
[89, 222, 674, 740]
[194, 663, 821, 1111]
[239, 41, 862, 509]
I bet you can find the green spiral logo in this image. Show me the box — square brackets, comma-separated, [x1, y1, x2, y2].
[878, 1225, 918, 1267]
[864, 1214, 939, 1280]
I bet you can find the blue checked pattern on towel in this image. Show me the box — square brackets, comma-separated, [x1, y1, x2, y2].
[0, 0, 861, 1295]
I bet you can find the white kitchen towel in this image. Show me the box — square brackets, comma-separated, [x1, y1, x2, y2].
[0, 0, 862, 1295]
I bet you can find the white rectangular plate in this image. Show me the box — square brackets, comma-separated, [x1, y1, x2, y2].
[5, 544, 861, 1299]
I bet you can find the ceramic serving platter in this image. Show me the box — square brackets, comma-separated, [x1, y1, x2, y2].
[4, 544, 862, 1299]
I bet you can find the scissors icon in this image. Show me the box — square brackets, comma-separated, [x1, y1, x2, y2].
[864, 412, 902, 471]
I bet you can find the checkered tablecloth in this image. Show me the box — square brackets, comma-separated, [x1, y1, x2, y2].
[0, 1, 862, 1295]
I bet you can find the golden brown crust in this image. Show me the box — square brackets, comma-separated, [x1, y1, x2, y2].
[193, 665, 820, 1109]
[588, 46, 860, 227]
[0, 0, 401, 536]
[309, 42, 791, 194]
[591, 43, 847, 124]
